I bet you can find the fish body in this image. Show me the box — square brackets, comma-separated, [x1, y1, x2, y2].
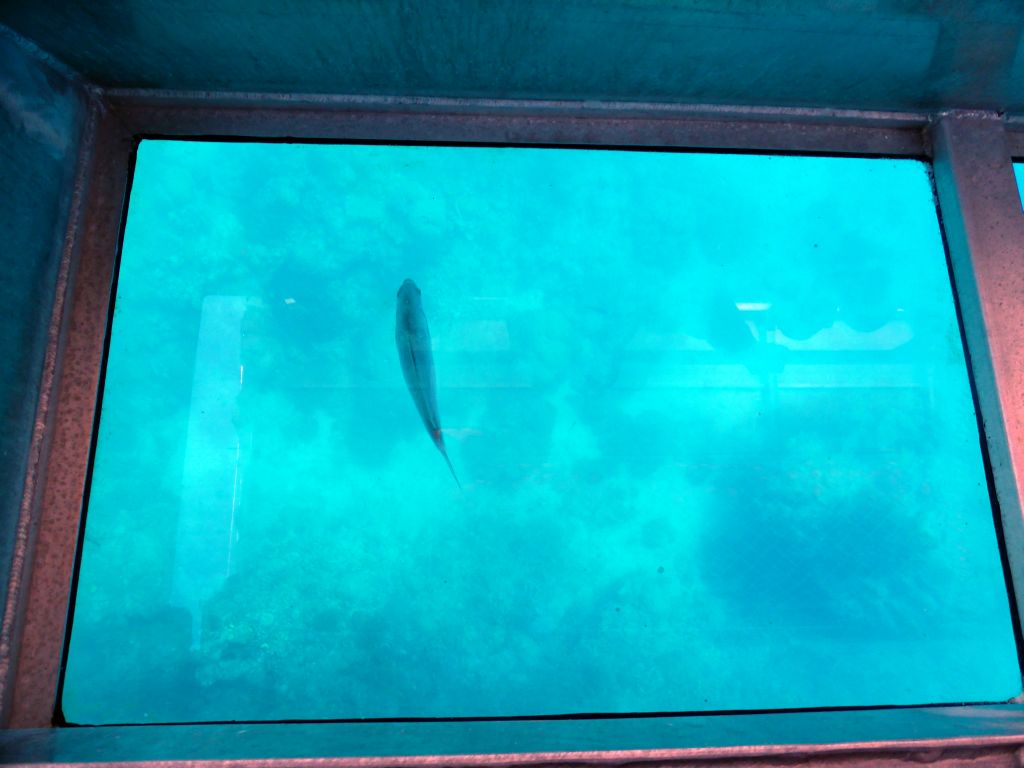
[395, 279, 460, 487]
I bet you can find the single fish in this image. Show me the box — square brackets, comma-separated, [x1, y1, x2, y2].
[395, 279, 461, 488]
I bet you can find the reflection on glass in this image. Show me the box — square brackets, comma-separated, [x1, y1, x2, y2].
[63, 142, 1020, 723]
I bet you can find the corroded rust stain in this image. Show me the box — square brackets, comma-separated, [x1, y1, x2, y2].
[6, 110, 132, 728]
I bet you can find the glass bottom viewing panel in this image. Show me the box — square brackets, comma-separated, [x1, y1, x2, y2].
[62, 141, 1021, 723]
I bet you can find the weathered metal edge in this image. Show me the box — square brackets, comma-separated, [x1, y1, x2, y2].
[1000, 115, 1024, 158]
[101, 88, 931, 126]
[0, 91, 100, 728]
[104, 91, 928, 157]
[5, 103, 134, 729]
[2, 726, 1024, 767]
[931, 111, 1024, 670]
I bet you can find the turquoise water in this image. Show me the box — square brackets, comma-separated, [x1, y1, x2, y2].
[63, 141, 1020, 724]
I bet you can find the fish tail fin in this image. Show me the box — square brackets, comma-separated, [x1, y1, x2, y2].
[433, 431, 461, 489]
[441, 446, 461, 489]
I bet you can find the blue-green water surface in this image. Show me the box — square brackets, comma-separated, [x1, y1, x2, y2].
[63, 142, 1021, 723]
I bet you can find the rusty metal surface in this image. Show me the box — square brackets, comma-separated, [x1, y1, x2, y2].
[931, 111, 1024, 650]
[3, 706, 1024, 764]
[107, 92, 929, 156]
[0, 28, 88, 727]
[1005, 127, 1024, 159]
[5, 106, 133, 729]
[0, 97, 97, 729]
[105, 90, 932, 124]
[0, 745, 1023, 768]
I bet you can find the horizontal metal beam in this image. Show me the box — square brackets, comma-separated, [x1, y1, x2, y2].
[3, 706, 1024, 765]
[105, 90, 930, 157]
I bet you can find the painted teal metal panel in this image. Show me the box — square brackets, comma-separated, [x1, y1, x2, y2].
[1, 2, 1023, 113]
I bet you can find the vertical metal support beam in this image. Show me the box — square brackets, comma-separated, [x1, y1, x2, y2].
[6, 108, 132, 728]
[933, 111, 1024, 656]
[0, 27, 89, 728]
